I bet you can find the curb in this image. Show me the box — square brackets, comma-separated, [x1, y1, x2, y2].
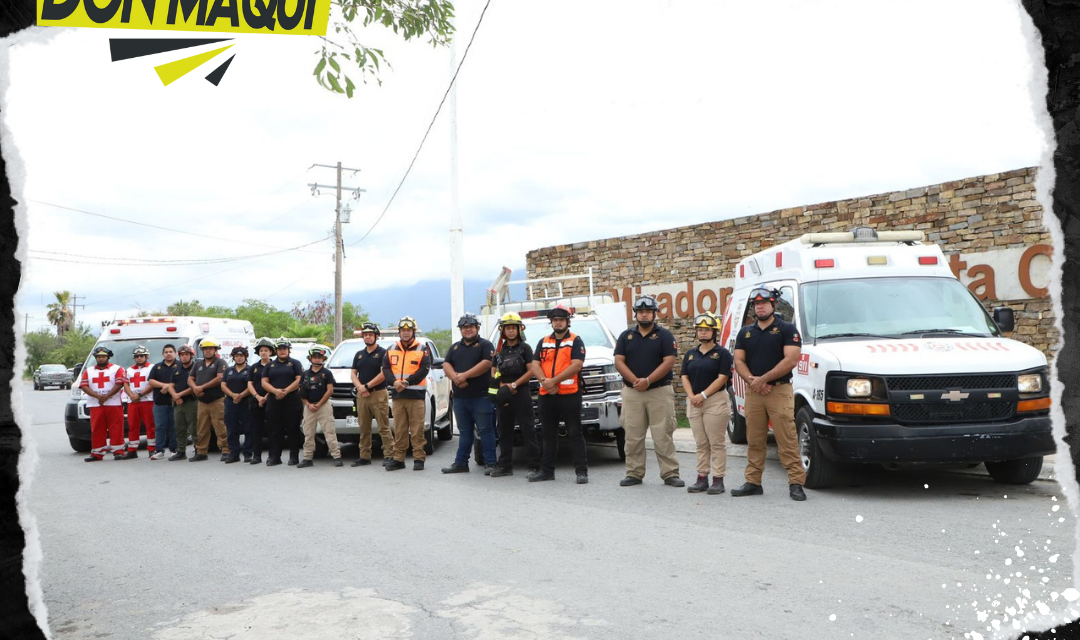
[597, 430, 1058, 483]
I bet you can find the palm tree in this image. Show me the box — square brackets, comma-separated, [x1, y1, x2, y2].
[46, 291, 74, 336]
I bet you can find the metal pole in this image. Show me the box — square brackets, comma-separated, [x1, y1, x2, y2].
[448, 14, 464, 340]
[334, 162, 344, 346]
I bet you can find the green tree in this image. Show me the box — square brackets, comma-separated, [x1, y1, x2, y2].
[46, 290, 74, 336]
[285, 321, 329, 345]
[166, 299, 205, 316]
[315, 0, 455, 97]
[203, 305, 235, 318]
[233, 299, 295, 339]
[48, 323, 97, 368]
[24, 329, 60, 375]
[426, 327, 451, 355]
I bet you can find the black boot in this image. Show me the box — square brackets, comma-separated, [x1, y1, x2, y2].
[707, 477, 725, 495]
[687, 475, 709, 493]
[731, 482, 763, 497]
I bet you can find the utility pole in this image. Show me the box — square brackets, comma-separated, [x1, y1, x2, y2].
[70, 294, 86, 332]
[448, 14, 465, 341]
[309, 164, 365, 345]
[23, 313, 32, 334]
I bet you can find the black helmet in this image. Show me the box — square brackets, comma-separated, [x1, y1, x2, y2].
[359, 322, 380, 336]
[254, 337, 276, 352]
[632, 295, 659, 312]
[547, 304, 571, 320]
[92, 346, 113, 358]
[749, 287, 778, 304]
[231, 346, 249, 358]
[457, 313, 481, 328]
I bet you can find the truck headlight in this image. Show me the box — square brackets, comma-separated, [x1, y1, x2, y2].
[604, 366, 622, 392]
[1018, 374, 1043, 393]
[846, 379, 872, 398]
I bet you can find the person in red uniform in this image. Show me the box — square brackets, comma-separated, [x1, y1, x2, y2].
[80, 346, 128, 461]
[121, 345, 157, 459]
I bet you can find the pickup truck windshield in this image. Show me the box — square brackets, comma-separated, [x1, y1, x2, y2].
[522, 318, 612, 348]
[41, 364, 67, 373]
[800, 277, 998, 340]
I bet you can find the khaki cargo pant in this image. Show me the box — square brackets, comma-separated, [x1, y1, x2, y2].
[196, 397, 228, 455]
[302, 402, 340, 460]
[357, 388, 393, 460]
[686, 390, 730, 477]
[391, 398, 427, 462]
[621, 385, 680, 481]
[744, 382, 806, 486]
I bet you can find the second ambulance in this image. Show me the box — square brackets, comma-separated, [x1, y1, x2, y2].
[719, 228, 1054, 488]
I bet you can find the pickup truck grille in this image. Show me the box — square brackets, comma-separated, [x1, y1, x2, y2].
[580, 365, 607, 397]
[332, 386, 355, 401]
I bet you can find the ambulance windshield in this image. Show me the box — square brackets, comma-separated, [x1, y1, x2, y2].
[81, 338, 190, 371]
[801, 277, 999, 340]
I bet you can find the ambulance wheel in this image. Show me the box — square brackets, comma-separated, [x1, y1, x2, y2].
[727, 389, 747, 445]
[69, 437, 90, 453]
[615, 428, 626, 461]
[797, 406, 839, 489]
[985, 456, 1043, 485]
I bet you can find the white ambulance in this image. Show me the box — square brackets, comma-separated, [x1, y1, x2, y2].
[64, 316, 256, 452]
[719, 228, 1054, 488]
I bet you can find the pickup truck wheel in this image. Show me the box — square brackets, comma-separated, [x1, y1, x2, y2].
[424, 422, 435, 455]
[33, 381, 40, 391]
[797, 406, 840, 489]
[985, 457, 1043, 484]
[473, 437, 484, 466]
[615, 428, 626, 461]
[435, 400, 453, 441]
[314, 434, 329, 458]
[727, 389, 747, 444]
[69, 437, 90, 452]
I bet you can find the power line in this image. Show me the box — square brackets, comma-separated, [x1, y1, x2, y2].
[32, 200, 328, 254]
[83, 233, 333, 306]
[347, 0, 492, 247]
[27, 240, 323, 265]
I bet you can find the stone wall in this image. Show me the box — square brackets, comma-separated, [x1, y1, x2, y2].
[526, 166, 1058, 371]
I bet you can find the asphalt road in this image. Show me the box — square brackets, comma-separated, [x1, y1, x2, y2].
[15, 381, 1079, 640]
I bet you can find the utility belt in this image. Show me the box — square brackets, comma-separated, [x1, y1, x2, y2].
[623, 380, 671, 389]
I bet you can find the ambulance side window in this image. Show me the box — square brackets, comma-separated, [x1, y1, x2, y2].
[775, 287, 795, 323]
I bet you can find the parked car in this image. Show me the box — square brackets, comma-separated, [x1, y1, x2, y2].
[323, 333, 452, 458]
[35, 364, 72, 390]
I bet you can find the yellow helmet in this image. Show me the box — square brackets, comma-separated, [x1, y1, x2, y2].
[398, 316, 419, 331]
[200, 338, 220, 349]
[498, 312, 524, 328]
[693, 313, 720, 330]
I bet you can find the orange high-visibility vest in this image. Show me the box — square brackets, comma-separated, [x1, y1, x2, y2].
[537, 331, 580, 395]
[388, 340, 428, 391]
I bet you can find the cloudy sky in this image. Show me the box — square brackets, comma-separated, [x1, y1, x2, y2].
[2, 0, 1047, 333]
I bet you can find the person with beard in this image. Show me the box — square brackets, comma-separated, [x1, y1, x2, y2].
[147, 344, 179, 460]
[613, 295, 684, 488]
[190, 338, 229, 462]
[350, 323, 394, 467]
[246, 337, 276, 464]
[382, 317, 431, 471]
[79, 346, 127, 462]
[679, 312, 733, 495]
[261, 338, 304, 467]
[440, 313, 496, 474]
[488, 313, 537, 478]
[167, 345, 198, 461]
[528, 304, 588, 484]
[731, 288, 807, 501]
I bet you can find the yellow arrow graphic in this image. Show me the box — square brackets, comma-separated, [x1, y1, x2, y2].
[154, 44, 235, 86]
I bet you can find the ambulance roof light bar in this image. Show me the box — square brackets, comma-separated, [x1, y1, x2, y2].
[800, 228, 924, 246]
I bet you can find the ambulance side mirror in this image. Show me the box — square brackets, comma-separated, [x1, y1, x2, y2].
[72, 364, 83, 380]
[993, 307, 1014, 333]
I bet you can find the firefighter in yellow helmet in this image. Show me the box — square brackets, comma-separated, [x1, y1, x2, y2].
[488, 313, 537, 477]
[679, 312, 734, 495]
[381, 316, 432, 471]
